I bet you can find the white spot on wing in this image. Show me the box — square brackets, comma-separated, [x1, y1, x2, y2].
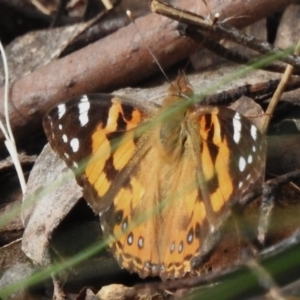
[138, 237, 143, 248]
[79, 95, 90, 126]
[122, 221, 127, 230]
[178, 242, 183, 253]
[70, 138, 79, 152]
[58, 124, 62, 130]
[251, 125, 257, 140]
[62, 134, 68, 143]
[127, 234, 133, 245]
[170, 242, 175, 253]
[57, 104, 66, 119]
[233, 113, 242, 144]
[239, 156, 246, 172]
[248, 154, 253, 164]
[252, 145, 256, 152]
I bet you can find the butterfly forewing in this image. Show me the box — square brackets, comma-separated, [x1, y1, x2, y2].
[196, 107, 265, 220]
[43, 94, 157, 212]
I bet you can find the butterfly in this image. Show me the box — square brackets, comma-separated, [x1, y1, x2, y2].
[43, 73, 266, 280]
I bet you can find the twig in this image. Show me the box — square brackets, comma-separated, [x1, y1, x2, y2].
[239, 169, 300, 207]
[201, 78, 300, 106]
[183, 27, 298, 75]
[261, 38, 300, 134]
[0, 40, 26, 195]
[151, 0, 300, 68]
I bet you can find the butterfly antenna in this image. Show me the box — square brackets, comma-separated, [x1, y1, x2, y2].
[182, 0, 221, 72]
[126, 10, 172, 85]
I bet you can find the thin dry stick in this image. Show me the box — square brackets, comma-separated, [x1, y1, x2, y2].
[101, 0, 114, 10]
[261, 38, 300, 134]
[0, 40, 27, 194]
[151, 0, 300, 68]
[183, 27, 294, 75]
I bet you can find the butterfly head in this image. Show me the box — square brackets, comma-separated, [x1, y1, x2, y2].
[165, 72, 194, 104]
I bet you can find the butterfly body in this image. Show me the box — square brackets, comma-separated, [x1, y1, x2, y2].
[43, 74, 266, 280]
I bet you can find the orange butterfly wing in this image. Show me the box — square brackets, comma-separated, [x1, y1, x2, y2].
[44, 94, 158, 212]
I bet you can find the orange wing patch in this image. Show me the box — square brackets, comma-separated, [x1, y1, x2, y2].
[198, 111, 233, 213]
